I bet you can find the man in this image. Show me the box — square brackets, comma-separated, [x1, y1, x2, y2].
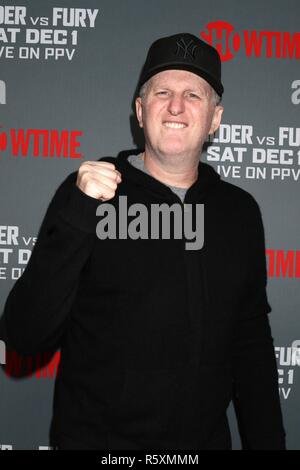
[0, 33, 286, 449]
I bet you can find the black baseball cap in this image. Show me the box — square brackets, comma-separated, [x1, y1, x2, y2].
[137, 33, 224, 97]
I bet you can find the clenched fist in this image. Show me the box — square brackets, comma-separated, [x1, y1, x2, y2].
[76, 161, 122, 201]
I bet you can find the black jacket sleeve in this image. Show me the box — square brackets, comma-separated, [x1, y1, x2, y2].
[0, 172, 101, 356]
[232, 198, 286, 450]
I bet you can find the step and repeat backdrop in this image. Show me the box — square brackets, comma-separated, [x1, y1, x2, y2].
[0, 0, 299, 450]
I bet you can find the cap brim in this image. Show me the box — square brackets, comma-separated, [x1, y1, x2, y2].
[139, 62, 224, 97]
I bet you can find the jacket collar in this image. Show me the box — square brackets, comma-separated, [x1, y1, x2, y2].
[102, 149, 221, 203]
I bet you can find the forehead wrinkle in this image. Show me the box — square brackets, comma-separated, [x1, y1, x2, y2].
[150, 73, 211, 97]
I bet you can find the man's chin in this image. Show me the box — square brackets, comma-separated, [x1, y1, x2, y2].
[157, 146, 188, 158]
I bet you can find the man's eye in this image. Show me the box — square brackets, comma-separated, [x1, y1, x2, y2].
[188, 93, 200, 99]
[156, 91, 168, 96]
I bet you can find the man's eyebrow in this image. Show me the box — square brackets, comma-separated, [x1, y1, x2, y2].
[151, 84, 169, 90]
[187, 88, 208, 95]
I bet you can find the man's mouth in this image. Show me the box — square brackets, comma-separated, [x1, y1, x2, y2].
[163, 121, 187, 129]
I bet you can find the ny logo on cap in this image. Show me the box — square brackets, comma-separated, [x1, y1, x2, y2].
[175, 38, 197, 60]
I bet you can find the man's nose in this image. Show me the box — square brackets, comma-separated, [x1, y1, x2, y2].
[167, 94, 185, 115]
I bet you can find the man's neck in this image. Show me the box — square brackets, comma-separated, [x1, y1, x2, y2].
[142, 151, 199, 189]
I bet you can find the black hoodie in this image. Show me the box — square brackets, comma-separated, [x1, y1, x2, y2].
[1, 149, 286, 449]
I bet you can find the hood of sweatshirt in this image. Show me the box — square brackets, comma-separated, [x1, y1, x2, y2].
[103, 148, 221, 203]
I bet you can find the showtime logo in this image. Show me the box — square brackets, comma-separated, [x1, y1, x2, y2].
[200, 21, 300, 61]
[266, 249, 300, 278]
[0, 127, 82, 158]
[4, 350, 61, 378]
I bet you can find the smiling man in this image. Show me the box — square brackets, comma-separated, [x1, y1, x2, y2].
[135, 69, 223, 184]
[0, 33, 286, 450]
[134, 35, 223, 190]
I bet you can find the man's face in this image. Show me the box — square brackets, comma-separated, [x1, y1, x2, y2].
[135, 69, 223, 162]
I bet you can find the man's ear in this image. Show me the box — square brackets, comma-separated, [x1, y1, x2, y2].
[135, 97, 143, 128]
[209, 105, 224, 135]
